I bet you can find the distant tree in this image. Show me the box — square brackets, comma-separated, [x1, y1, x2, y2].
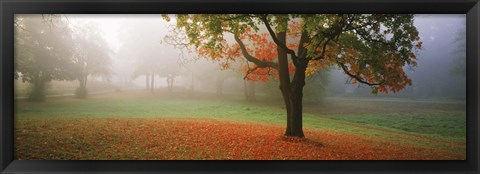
[156, 52, 181, 92]
[132, 55, 157, 91]
[167, 14, 421, 137]
[71, 22, 112, 98]
[215, 70, 240, 97]
[450, 26, 466, 76]
[131, 54, 180, 92]
[447, 25, 467, 99]
[304, 69, 330, 103]
[118, 20, 180, 93]
[14, 15, 76, 101]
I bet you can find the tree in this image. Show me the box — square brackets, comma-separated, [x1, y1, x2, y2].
[14, 15, 76, 101]
[71, 22, 112, 98]
[448, 24, 466, 99]
[167, 14, 421, 137]
[118, 19, 180, 92]
[264, 69, 330, 104]
[132, 55, 158, 91]
[450, 25, 466, 76]
[156, 50, 181, 92]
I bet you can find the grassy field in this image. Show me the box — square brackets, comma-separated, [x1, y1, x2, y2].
[14, 89, 466, 160]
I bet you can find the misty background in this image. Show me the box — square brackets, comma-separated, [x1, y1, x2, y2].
[14, 14, 466, 102]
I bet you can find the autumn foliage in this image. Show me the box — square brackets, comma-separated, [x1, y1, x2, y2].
[169, 14, 421, 94]
[166, 14, 422, 137]
[16, 118, 463, 160]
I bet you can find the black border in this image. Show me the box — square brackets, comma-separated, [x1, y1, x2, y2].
[1, 0, 479, 173]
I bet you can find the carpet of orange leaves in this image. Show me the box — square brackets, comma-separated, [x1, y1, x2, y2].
[15, 118, 464, 160]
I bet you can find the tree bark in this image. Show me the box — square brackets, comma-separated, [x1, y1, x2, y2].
[76, 74, 88, 98]
[289, 62, 307, 137]
[83, 75, 88, 89]
[78, 77, 85, 90]
[29, 71, 47, 101]
[276, 28, 305, 137]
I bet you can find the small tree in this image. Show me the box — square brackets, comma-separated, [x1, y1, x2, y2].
[71, 22, 112, 98]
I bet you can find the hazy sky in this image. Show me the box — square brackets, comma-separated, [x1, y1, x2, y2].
[65, 15, 464, 47]
[20, 14, 467, 97]
[66, 15, 167, 54]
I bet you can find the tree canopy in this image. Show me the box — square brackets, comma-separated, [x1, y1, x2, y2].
[71, 22, 112, 97]
[15, 15, 76, 100]
[166, 14, 422, 94]
[15, 15, 112, 100]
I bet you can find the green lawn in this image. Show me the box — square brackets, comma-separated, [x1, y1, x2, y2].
[15, 90, 466, 159]
[16, 91, 466, 140]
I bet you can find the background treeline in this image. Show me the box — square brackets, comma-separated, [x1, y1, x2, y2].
[15, 15, 112, 100]
[14, 15, 466, 102]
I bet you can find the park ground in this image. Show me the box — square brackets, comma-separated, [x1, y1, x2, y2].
[14, 89, 466, 160]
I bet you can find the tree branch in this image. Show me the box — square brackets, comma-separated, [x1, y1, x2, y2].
[297, 31, 309, 59]
[243, 65, 261, 80]
[218, 14, 255, 21]
[337, 63, 381, 86]
[310, 16, 346, 60]
[320, 38, 333, 60]
[259, 14, 299, 60]
[234, 32, 278, 69]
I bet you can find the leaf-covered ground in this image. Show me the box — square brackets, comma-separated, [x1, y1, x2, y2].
[15, 118, 464, 160]
[14, 91, 465, 160]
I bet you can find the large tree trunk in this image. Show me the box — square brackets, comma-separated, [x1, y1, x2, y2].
[289, 63, 307, 137]
[29, 71, 47, 101]
[75, 74, 88, 98]
[276, 29, 305, 137]
[78, 77, 86, 90]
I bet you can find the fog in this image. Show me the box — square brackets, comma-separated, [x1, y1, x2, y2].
[329, 14, 466, 100]
[14, 14, 466, 101]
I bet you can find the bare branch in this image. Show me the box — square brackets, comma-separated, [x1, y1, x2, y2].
[163, 25, 201, 67]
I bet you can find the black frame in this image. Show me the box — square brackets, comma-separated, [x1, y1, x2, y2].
[1, 0, 479, 173]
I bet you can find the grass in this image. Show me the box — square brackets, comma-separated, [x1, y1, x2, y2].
[14, 89, 466, 160]
[14, 79, 120, 99]
[323, 113, 465, 138]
